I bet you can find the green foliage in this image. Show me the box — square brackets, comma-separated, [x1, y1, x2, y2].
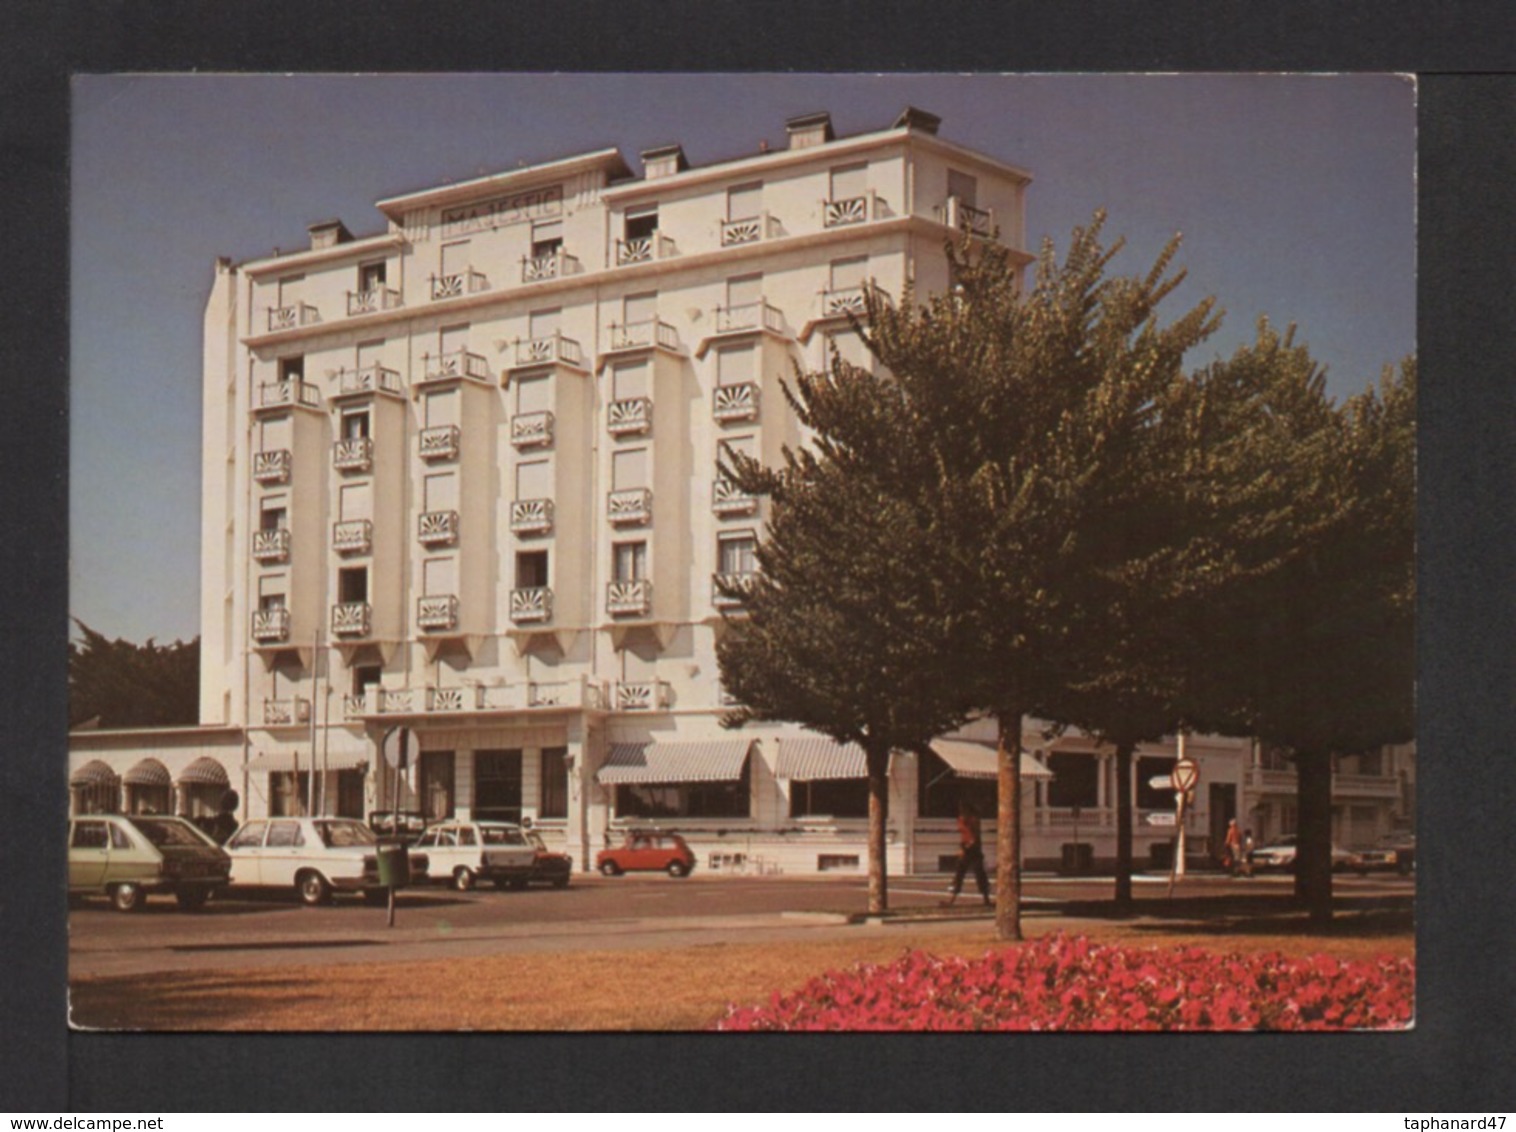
[68, 619, 200, 729]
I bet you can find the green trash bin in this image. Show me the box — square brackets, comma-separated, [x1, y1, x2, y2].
[376, 841, 411, 888]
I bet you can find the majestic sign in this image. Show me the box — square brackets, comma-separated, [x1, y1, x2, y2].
[441, 185, 562, 237]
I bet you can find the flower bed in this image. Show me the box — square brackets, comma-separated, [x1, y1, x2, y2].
[713, 933, 1414, 1031]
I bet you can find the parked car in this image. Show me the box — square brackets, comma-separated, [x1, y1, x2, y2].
[596, 831, 696, 878]
[1247, 835, 1365, 874]
[415, 820, 549, 891]
[1356, 833, 1416, 875]
[525, 829, 573, 889]
[367, 810, 430, 844]
[225, 816, 430, 905]
[68, 813, 230, 912]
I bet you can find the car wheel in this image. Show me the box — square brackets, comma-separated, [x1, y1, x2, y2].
[452, 867, 476, 892]
[599, 861, 622, 877]
[666, 860, 689, 878]
[296, 871, 332, 906]
[111, 883, 145, 913]
[175, 887, 211, 911]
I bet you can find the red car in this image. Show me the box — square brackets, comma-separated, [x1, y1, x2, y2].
[596, 831, 696, 878]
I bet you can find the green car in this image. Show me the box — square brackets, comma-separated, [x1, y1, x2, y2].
[69, 814, 232, 912]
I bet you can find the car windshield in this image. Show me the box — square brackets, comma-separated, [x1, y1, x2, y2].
[126, 817, 214, 848]
[526, 832, 547, 851]
[481, 826, 527, 846]
[315, 820, 377, 848]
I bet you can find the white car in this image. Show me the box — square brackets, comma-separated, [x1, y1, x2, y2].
[415, 820, 545, 891]
[1247, 835, 1365, 874]
[225, 817, 430, 905]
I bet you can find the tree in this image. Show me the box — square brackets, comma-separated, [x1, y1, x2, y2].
[68, 619, 200, 728]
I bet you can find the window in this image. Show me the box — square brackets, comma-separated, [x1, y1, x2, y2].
[341, 410, 370, 439]
[419, 751, 455, 822]
[716, 345, 754, 386]
[624, 204, 659, 241]
[615, 773, 750, 819]
[440, 240, 470, 276]
[789, 778, 869, 819]
[71, 821, 108, 849]
[830, 255, 868, 292]
[338, 567, 368, 604]
[1136, 756, 1177, 811]
[474, 749, 523, 823]
[718, 533, 757, 575]
[110, 823, 133, 849]
[358, 261, 387, 290]
[422, 556, 456, 598]
[278, 356, 304, 383]
[515, 374, 551, 415]
[423, 471, 458, 513]
[540, 747, 569, 819]
[829, 163, 868, 201]
[266, 820, 305, 848]
[612, 360, 649, 401]
[727, 182, 762, 222]
[624, 291, 656, 326]
[947, 169, 978, 207]
[227, 821, 267, 849]
[425, 387, 459, 428]
[531, 220, 563, 258]
[269, 772, 310, 817]
[515, 459, 551, 502]
[726, 273, 762, 310]
[516, 550, 549, 589]
[339, 484, 372, 525]
[257, 586, 286, 612]
[351, 664, 381, 696]
[1046, 753, 1098, 808]
[457, 826, 477, 847]
[612, 448, 648, 491]
[528, 307, 561, 340]
[260, 500, 287, 531]
[613, 541, 647, 583]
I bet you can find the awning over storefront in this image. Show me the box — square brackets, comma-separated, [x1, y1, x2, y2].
[596, 739, 754, 786]
[932, 739, 1053, 781]
[774, 737, 867, 781]
[70, 759, 120, 787]
[121, 758, 171, 787]
[244, 750, 368, 773]
[177, 757, 230, 787]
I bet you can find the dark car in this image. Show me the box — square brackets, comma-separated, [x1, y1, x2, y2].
[525, 829, 572, 888]
[596, 831, 696, 878]
[1356, 833, 1416, 875]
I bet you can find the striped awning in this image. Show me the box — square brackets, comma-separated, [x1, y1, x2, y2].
[932, 739, 1053, 781]
[596, 739, 753, 786]
[775, 737, 867, 781]
[177, 757, 230, 787]
[245, 749, 368, 773]
[70, 759, 120, 787]
[122, 758, 172, 787]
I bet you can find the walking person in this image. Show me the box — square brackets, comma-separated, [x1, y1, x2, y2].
[1223, 818, 1244, 877]
[945, 799, 991, 907]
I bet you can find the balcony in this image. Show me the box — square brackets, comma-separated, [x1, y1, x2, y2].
[522, 249, 579, 283]
[332, 519, 372, 555]
[615, 232, 676, 266]
[720, 213, 776, 247]
[713, 571, 758, 607]
[510, 586, 553, 625]
[712, 477, 758, 517]
[335, 363, 403, 398]
[607, 487, 652, 526]
[422, 348, 491, 384]
[510, 498, 555, 536]
[614, 680, 671, 712]
[474, 684, 527, 712]
[607, 397, 652, 436]
[529, 677, 606, 710]
[820, 286, 868, 318]
[419, 425, 460, 462]
[346, 287, 403, 317]
[515, 333, 583, 369]
[253, 449, 292, 484]
[252, 528, 291, 563]
[607, 579, 653, 617]
[823, 193, 878, 229]
[251, 607, 290, 643]
[1332, 773, 1402, 799]
[417, 510, 459, 547]
[430, 268, 488, 301]
[426, 686, 466, 712]
[942, 196, 993, 238]
[510, 411, 555, 449]
[343, 691, 371, 720]
[417, 594, 459, 631]
[712, 382, 759, 422]
[608, 318, 681, 352]
[330, 601, 372, 638]
[262, 697, 311, 726]
[267, 302, 320, 333]
[332, 436, 374, 473]
[715, 300, 786, 335]
[256, 380, 319, 411]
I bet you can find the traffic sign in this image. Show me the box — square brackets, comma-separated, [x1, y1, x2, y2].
[1170, 757, 1200, 793]
[1148, 775, 1175, 791]
[1146, 812, 1176, 826]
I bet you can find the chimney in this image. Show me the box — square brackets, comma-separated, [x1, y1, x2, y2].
[307, 219, 352, 250]
[641, 144, 688, 180]
[785, 111, 834, 150]
[893, 106, 942, 135]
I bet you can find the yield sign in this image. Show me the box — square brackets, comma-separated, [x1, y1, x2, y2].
[1170, 757, 1200, 793]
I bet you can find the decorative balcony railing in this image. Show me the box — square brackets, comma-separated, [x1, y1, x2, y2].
[510, 586, 553, 625]
[720, 213, 776, 247]
[823, 193, 876, 228]
[427, 686, 466, 712]
[942, 196, 993, 238]
[821, 286, 868, 318]
[417, 510, 460, 547]
[419, 425, 460, 462]
[332, 436, 374, 472]
[608, 317, 681, 352]
[713, 571, 758, 607]
[430, 269, 488, 301]
[336, 363, 402, 397]
[606, 579, 653, 617]
[530, 677, 606, 710]
[252, 528, 291, 563]
[607, 487, 652, 526]
[474, 684, 527, 712]
[515, 333, 583, 368]
[607, 396, 652, 436]
[715, 300, 786, 335]
[330, 601, 372, 638]
[257, 380, 320, 410]
[251, 607, 290, 643]
[510, 411, 555, 449]
[510, 498, 555, 535]
[346, 287, 402, 316]
[332, 519, 372, 555]
[262, 697, 311, 726]
[423, 348, 491, 383]
[1332, 773, 1402, 799]
[267, 302, 321, 332]
[614, 680, 671, 712]
[417, 594, 459, 631]
[615, 232, 675, 266]
[712, 477, 758, 516]
[379, 687, 414, 714]
[343, 691, 371, 720]
[253, 449, 292, 484]
[522, 249, 578, 283]
[712, 381, 760, 422]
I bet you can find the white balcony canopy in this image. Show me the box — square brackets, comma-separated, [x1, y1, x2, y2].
[932, 739, 1053, 781]
[244, 749, 368, 773]
[775, 737, 867, 781]
[597, 739, 753, 785]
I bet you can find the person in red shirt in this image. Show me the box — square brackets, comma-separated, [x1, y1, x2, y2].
[946, 799, 991, 906]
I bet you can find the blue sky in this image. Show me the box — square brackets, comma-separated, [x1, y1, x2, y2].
[70, 73, 1416, 645]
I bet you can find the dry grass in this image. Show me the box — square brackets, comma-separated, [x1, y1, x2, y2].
[70, 916, 1414, 1032]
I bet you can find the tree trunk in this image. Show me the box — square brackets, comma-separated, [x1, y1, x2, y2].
[1113, 739, 1135, 911]
[995, 712, 1023, 941]
[1294, 748, 1334, 924]
[865, 744, 890, 914]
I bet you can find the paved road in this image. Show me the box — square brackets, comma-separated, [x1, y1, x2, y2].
[68, 870, 1415, 979]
